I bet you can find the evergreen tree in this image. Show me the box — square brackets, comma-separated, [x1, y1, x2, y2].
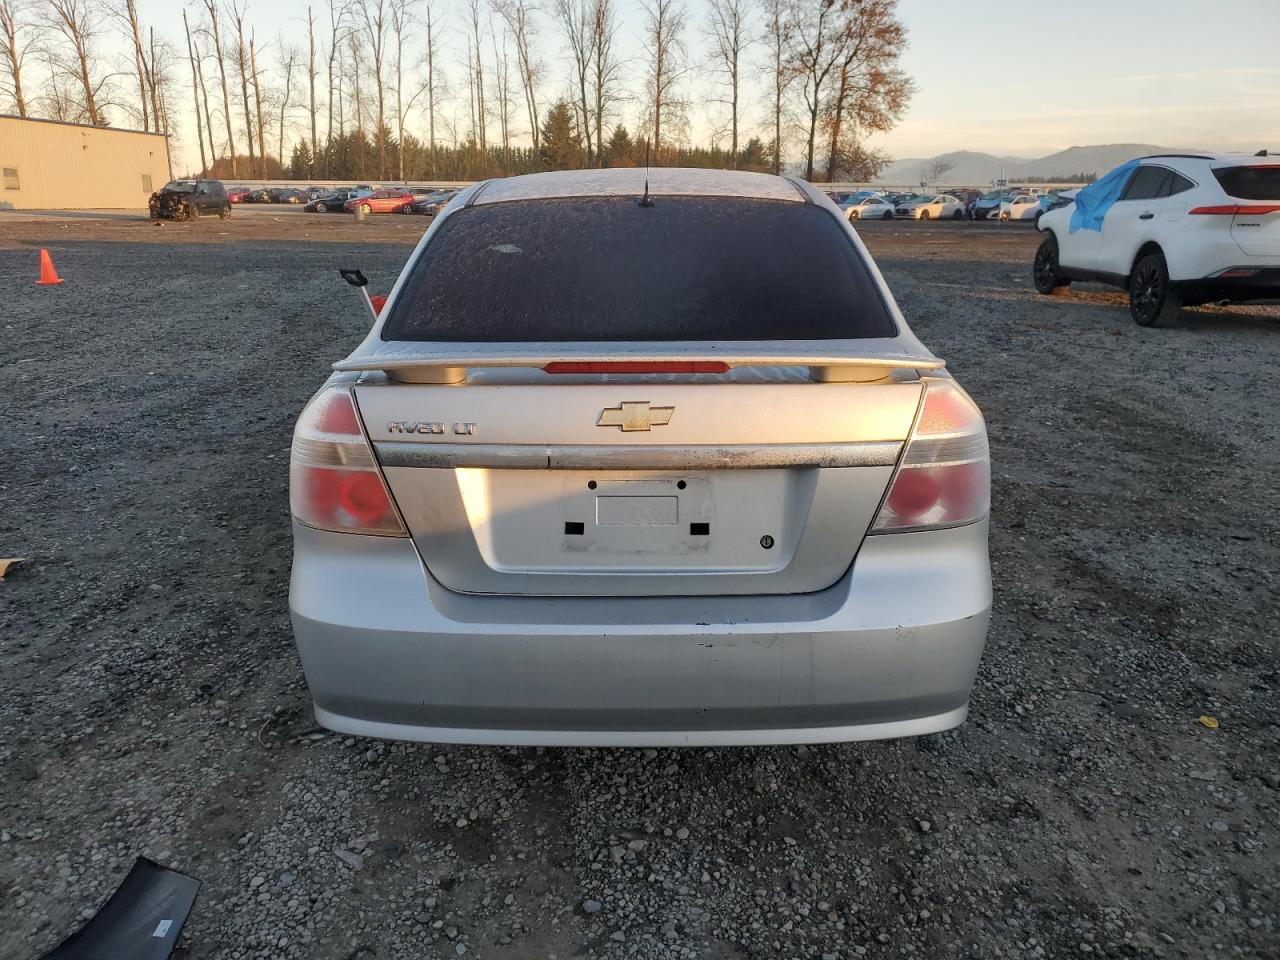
[539, 100, 584, 171]
[288, 140, 315, 179]
[604, 125, 635, 167]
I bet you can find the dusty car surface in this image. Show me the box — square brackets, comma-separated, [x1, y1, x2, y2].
[288, 167, 992, 746]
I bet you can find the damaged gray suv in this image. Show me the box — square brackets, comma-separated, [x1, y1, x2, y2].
[288, 167, 992, 746]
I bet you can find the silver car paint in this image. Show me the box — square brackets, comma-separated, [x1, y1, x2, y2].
[289, 168, 991, 745]
[292, 518, 990, 747]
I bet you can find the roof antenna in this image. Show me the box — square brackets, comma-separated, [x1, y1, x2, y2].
[639, 140, 654, 207]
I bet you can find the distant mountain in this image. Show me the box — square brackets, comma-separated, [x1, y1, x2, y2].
[874, 143, 1187, 185]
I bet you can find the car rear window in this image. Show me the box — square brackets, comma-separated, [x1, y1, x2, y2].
[381, 196, 897, 342]
[1213, 166, 1280, 200]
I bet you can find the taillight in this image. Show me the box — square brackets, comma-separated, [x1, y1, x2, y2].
[1189, 204, 1280, 216]
[870, 379, 989, 533]
[289, 387, 407, 536]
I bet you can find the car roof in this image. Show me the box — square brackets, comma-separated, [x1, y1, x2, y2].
[472, 167, 806, 205]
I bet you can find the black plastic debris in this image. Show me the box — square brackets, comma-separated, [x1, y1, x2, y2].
[37, 857, 200, 960]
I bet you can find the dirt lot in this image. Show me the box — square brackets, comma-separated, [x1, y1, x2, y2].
[1, 208, 1278, 960]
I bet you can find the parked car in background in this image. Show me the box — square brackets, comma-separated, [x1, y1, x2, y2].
[306, 190, 357, 213]
[896, 194, 966, 220]
[843, 195, 895, 220]
[998, 195, 1041, 221]
[413, 191, 458, 216]
[969, 189, 1011, 220]
[345, 188, 416, 214]
[1034, 190, 1077, 226]
[148, 179, 230, 221]
[278, 188, 308, 204]
[288, 167, 991, 746]
[1033, 152, 1280, 326]
[227, 187, 251, 203]
[246, 189, 272, 203]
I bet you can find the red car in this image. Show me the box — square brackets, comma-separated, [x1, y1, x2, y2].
[226, 188, 251, 203]
[343, 189, 416, 215]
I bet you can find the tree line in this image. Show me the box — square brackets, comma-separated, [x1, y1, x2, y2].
[0, 0, 913, 183]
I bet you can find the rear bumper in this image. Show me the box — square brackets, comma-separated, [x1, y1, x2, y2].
[1174, 267, 1280, 305]
[289, 520, 991, 746]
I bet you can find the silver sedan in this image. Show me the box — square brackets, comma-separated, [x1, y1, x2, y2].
[289, 167, 992, 746]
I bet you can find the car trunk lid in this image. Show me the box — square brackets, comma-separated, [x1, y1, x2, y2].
[354, 367, 925, 597]
[1212, 163, 1280, 257]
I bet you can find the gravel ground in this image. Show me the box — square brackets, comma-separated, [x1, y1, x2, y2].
[1, 211, 1278, 960]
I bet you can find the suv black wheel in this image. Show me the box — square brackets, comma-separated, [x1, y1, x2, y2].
[186, 203, 200, 221]
[219, 204, 231, 219]
[1033, 235, 1070, 295]
[1129, 252, 1182, 327]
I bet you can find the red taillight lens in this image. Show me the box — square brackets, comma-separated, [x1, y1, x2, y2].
[289, 388, 407, 536]
[871, 379, 990, 533]
[1189, 204, 1280, 215]
[543, 361, 731, 374]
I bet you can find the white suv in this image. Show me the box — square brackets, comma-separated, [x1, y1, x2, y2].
[1033, 152, 1280, 325]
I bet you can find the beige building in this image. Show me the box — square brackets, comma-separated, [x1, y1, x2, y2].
[0, 115, 172, 210]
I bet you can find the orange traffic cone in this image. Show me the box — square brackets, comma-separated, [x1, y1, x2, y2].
[36, 248, 65, 286]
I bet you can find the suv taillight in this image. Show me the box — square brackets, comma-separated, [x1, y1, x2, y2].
[870, 379, 989, 533]
[289, 387, 407, 536]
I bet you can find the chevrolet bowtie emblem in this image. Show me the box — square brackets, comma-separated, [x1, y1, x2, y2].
[597, 401, 675, 432]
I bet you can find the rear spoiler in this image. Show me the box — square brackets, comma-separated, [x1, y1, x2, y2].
[333, 344, 946, 384]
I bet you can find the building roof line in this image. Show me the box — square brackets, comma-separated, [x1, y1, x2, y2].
[0, 114, 171, 139]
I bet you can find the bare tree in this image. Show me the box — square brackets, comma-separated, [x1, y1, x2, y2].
[229, 2, 256, 172]
[346, 30, 363, 134]
[0, 0, 32, 116]
[182, 9, 208, 172]
[324, 0, 347, 167]
[305, 5, 318, 174]
[492, 0, 541, 149]
[147, 25, 166, 130]
[589, 0, 622, 167]
[920, 157, 953, 187]
[788, 0, 844, 181]
[43, 0, 110, 125]
[390, 0, 416, 181]
[277, 39, 299, 171]
[41, 63, 74, 120]
[195, 38, 220, 167]
[466, 0, 487, 149]
[760, 0, 793, 174]
[421, 0, 442, 172]
[490, 18, 512, 157]
[705, 0, 751, 164]
[357, 0, 389, 176]
[820, 0, 910, 181]
[552, 0, 592, 164]
[640, 0, 687, 159]
[250, 30, 267, 175]
[110, 0, 149, 129]
[198, 0, 238, 175]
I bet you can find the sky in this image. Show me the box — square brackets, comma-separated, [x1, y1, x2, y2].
[120, 0, 1280, 173]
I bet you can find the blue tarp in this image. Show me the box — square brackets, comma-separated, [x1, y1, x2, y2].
[1069, 159, 1140, 233]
